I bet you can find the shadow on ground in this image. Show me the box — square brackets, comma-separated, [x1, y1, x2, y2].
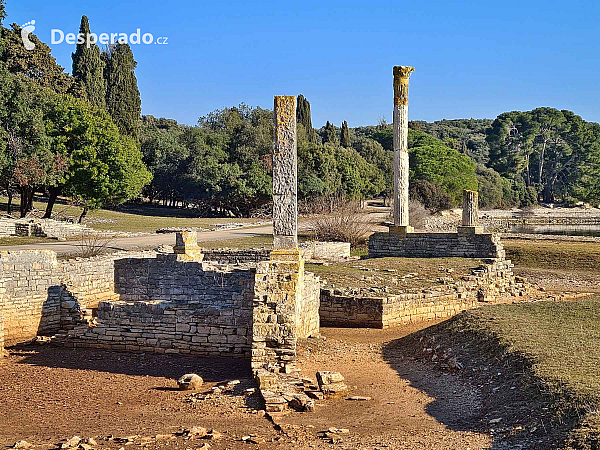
[12, 345, 252, 383]
[382, 322, 572, 450]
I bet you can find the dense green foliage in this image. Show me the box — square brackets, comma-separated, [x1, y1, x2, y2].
[409, 180, 453, 213]
[487, 107, 600, 204]
[0, 7, 150, 218]
[341, 120, 350, 147]
[72, 16, 106, 109]
[104, 43, 141, 140]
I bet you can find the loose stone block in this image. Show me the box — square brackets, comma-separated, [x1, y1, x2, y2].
[178, 373, 204, 390]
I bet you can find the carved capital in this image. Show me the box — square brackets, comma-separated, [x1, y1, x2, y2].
[393, 66, 415, 106]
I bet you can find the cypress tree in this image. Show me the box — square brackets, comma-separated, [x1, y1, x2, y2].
[104, 43, 141, 141]
[341, 120, 350, 147]
[297, 94, 318, 143]
[72, 15, 106, 109]
[297, 94, 313, 130]
[323, 121, 338, 145]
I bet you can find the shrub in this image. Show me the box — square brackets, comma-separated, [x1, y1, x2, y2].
[409, 180, 453, 213]
[476, 165, 503, 209]
[308, 201, 371, 246]
[409, 199, 430, 230]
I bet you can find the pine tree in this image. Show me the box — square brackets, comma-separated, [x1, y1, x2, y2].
[341, 120, 350, 147]
[72, 15, 106, 109]
[104, 43, 141, 140]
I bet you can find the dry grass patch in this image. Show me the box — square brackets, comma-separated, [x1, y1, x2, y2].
[307, 256, 481, 294]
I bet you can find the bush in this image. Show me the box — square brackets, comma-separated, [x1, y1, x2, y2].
[476, 165, 503, 208]
[308, 201, 371, 246]
[409, 180, 453, 213]
[409, 199, 430, 230]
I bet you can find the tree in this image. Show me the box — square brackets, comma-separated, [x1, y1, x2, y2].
[408, 130, 478, 204]
[72, 15, 106, 109]
[322, 121, 338, 145]
[1, 24, 84, 97]
[0, 74, 67, 217]
[475, 165, 503, 208]
[104, 43, 141, 140]
[47, 96, 151, 221]
[341, 120, 350, 147]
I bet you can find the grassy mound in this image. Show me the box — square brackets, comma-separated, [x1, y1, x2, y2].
[386, 298, 600, 449]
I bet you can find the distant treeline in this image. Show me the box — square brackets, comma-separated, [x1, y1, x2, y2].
[141, 102, 600, 215]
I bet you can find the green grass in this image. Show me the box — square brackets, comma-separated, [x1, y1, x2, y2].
[505, 239, 600, 273]
[406, 299, 600, 448]
[0, 197, 262, 233]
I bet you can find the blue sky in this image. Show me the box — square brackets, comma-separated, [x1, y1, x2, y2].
[5, 0, 600, 127]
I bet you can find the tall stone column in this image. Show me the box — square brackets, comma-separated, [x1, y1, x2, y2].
[272, 95, 298, 250]
[390, 65, 415, 237]
[458, 189, 483, 235]
[251, 95, 304, 375]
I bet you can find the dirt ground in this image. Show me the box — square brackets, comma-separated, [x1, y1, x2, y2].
[1, 323, 495, 450]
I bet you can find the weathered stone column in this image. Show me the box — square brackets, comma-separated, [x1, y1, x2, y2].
[252, 95, 305, 375]
[390, 65, 415, 237]
[272, 95, 298, 250]
[458, 190, 483, 235]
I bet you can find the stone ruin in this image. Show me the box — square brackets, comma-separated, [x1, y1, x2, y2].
[369, 66, 507, 260]
[0, 74, 538, 416]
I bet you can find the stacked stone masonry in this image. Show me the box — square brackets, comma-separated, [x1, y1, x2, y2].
[369, 231, 505, 259]
[0, 249, 156, 346]
[0, 245, 320, 364]
[320, 259, 533, 328]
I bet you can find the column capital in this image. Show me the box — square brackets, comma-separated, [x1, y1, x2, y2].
[393, 66, 415, 106]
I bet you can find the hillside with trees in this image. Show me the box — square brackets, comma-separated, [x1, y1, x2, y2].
[1, 0, 599, 220]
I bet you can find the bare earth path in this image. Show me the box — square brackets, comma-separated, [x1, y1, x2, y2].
[0, 225, 273, 256]
[1, 323, 492, 449]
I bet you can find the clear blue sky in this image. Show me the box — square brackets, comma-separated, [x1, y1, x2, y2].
[5, 0, 600, 127]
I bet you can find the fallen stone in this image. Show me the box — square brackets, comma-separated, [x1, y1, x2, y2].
[347, 396, 372, 401]
[185, 427, 207, 438]
[61, 436, 82, 449]
[12, 441, 32, 449]
[489, 418, 502, 424]
[84, 438, 97, 446]
[178, 373, 204, 391]
[78, 444, 93, 450]
[316, 371, 344, 385]
[205, 430, 222, 440]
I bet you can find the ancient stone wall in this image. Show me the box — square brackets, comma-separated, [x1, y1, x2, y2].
[0, 249, 154, 345]
[320, 259, 532, 328]
[368, 232, 505, 259]
[300, 241, 351, 262]
[60, 298, 253, 357]
[0, 316, 4, 355]
[201, 248, 271, 264]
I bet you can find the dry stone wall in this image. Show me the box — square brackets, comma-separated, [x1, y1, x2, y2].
[320, 259, 533, 328]
[369, 232, 505, 259]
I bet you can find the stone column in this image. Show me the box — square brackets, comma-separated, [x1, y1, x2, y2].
[173, 231, 204, 261]
[390, 65, 415, 237]
[272, 95, 298, 250]
[458, 190, 483, 235]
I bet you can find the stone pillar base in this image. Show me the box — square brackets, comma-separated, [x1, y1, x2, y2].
[174, 231, 204, 262]
[457, 226, 484, 235]
[389, 225, 414, 238]
[270, 248, 302, 262]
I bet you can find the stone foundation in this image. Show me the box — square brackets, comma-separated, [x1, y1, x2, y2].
[368, 231, 505, 259]
[320, 259, 533, 328]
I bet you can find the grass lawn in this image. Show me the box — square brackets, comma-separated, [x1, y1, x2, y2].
[0, 197, 262, 233]
[504, 238, 600, 272]
[398, 298, 600, 449]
